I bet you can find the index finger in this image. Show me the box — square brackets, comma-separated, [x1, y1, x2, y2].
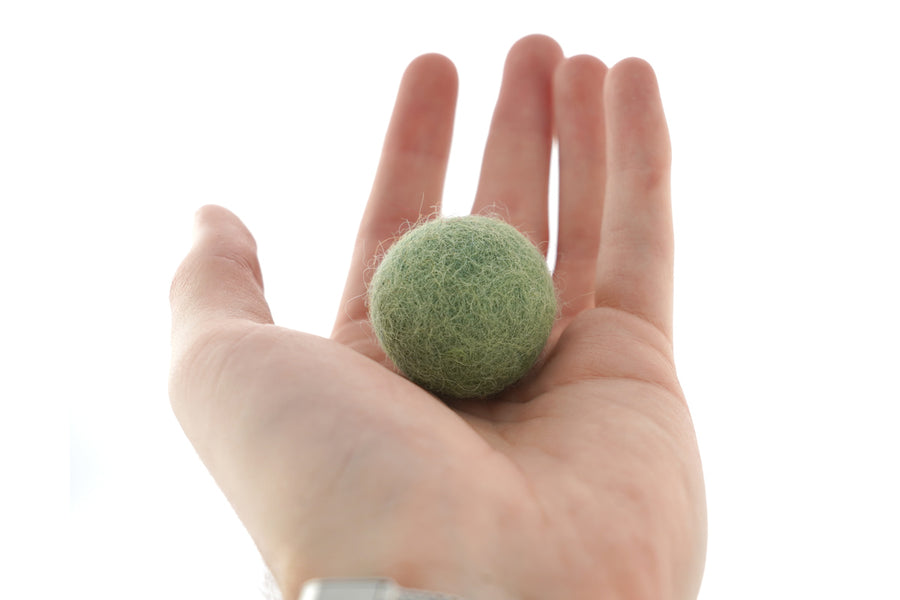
[332, 54, 458, 337]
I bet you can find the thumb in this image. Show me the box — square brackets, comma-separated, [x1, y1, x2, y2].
[169, 204, 273, 342]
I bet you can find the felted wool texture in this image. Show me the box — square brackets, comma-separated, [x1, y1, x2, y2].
[368, 215, 557, 399]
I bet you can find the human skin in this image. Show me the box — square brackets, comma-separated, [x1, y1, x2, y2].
[169, 34, 707, 600]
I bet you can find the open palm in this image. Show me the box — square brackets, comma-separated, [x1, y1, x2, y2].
[169, 35, 706, 600]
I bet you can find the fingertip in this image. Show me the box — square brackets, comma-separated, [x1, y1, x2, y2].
[502, 34, 564, 82]
[554, 54, 608, 102]
[406, 52, 457, 76]
[606, 57, 671, 173]
[384, 52, 459, 160]
[402, 53, 459, 97]
[509, 34, 564, 63]
[193, 203, 236, 224]
[613, 56, 656, 73]
[607, 57, 663, 102]
[192, 204, 258, 253]
[559, 54, 608, 74]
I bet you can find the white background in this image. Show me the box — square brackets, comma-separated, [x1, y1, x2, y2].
[2, 1, 898, 598]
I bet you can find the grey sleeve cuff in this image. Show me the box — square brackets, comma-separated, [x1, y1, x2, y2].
[299, 578, 465, 600]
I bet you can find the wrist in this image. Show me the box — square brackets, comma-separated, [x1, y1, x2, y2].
[262, 516, 517, 600]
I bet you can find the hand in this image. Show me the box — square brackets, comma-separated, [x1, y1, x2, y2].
[169, 34, 706, 600]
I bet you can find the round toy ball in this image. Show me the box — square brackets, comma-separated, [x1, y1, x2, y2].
[368, 215, 557, 399]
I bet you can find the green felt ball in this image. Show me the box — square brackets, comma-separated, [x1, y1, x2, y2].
[368, 215, 557, 399]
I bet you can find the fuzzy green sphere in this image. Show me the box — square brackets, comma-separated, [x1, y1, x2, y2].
[368, 215, 557, 399]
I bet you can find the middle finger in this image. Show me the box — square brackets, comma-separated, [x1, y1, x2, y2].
[471, 34, 563, 252]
